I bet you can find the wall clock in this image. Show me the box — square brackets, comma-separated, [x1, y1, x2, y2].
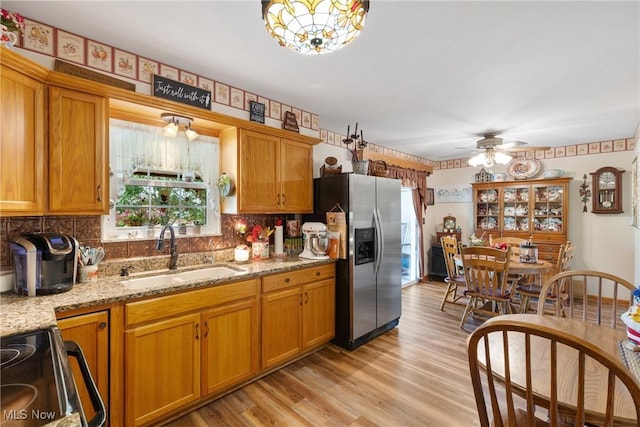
[443, 215, 456, 232]
[590, 167, 624, 213]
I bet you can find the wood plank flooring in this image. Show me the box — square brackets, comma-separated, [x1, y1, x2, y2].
[164, 281, 483, 426]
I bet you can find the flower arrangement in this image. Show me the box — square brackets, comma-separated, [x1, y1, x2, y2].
[494, 242, 509, 251]
[1, 8, 25, 33]
[246, 225, 274, 243]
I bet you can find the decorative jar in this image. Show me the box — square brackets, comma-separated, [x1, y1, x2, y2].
[251, 241, 269, 261]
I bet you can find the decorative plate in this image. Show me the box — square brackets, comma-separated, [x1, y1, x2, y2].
[507, 159, 541, 180]
[217, 173, 234, 199]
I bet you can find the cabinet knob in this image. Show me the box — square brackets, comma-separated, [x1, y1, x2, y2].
[284, 278, 290, 283]
[98, 322, 107, 329]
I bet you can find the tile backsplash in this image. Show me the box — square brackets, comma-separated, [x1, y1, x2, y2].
[1, 214, 292, 270]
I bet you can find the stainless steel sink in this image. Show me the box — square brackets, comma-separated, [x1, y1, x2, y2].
[121, 266, 245, 290]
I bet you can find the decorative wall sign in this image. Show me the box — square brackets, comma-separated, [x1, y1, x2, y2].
[435, 185, 472, 203]
[249, 101, 265, 124]
[152, 74, 211, 110]
[54, 60, 135, 91]
[282, 111, 300, 133]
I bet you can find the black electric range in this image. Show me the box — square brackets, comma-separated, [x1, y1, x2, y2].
[1, 327, 105, 427]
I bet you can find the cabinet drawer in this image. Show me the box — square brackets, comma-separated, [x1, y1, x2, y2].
[262, 264, 335, 293]
[126, 279, 258, 327]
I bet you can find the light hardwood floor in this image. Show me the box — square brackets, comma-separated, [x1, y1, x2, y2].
[164, 281, 483, 427]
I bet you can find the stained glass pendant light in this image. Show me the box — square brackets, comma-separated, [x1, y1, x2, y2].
[261, 0, 370, 55]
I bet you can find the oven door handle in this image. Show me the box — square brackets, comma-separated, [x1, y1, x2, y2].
[65, 340, 106, 427]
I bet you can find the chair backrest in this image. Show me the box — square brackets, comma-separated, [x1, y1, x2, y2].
[467, 317, 640, 427]
[536, 269, 636, 329]
[544, 242, 574, 282]
[440, 234, 460, 279]
[459, 245, 511, 297]
[492, 237, 526, 255]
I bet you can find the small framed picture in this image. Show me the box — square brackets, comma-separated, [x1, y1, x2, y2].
[426, 188, 435, 205]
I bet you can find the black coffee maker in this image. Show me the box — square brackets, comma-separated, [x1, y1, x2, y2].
[10, 233, 79, 296]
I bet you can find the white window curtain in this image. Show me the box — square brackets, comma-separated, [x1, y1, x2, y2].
[109, 118, 219, 211]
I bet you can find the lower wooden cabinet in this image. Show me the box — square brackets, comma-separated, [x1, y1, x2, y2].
[57, 310, 109, 424]
[125, 313, 201, 426]
[201, 298, 259, 396]
[261, 264, 335, 369]
[123, 279, 259, 426]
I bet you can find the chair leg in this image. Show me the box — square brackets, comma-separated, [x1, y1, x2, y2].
[519, 295, 530, 314]
[459, 297, 474, 329]
[439, 282, 456, 311]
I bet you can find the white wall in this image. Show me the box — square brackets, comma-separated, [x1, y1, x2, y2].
[426, 151, 637, 284]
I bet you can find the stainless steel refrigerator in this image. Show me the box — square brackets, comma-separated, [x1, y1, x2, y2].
[308, 174, 401, 350]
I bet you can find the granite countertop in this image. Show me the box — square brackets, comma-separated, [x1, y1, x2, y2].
[0, 257, 334, 337]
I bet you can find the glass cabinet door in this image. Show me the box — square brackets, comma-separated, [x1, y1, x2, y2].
[503, 185, 530, 232]
[532, 184, 564, 233]
[475, 188, 499, 233]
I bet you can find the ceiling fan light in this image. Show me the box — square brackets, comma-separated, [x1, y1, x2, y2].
[261, 0, 370, 55]
[495, 151, 513, 165]
[468, 153, 486, 167]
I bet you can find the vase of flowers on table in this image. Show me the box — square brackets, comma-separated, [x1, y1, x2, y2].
[621, 288, 640, 345]
[246, 225, 274, 261]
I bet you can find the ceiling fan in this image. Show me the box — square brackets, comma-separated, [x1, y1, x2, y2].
[464, 132, 550, 167]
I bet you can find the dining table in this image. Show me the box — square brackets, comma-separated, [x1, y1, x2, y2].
[475, 314, 639, 424]
[454, 252, 553, 313]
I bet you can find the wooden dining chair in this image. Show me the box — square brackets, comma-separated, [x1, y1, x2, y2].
[516, 242, 575, 313]
[467, 317, 640, 427]
[458, 245, 512, 329]
[536, 270, 636, 329]
[439, 235, 466, 311]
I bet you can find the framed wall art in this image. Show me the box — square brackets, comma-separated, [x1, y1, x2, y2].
[426, 188, 435, 205]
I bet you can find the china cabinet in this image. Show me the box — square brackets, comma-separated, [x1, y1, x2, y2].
[472, 177, 571, 262]
[590, 167, 624, 213]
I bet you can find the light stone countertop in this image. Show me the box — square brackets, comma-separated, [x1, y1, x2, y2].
[0, 257, 334, 337]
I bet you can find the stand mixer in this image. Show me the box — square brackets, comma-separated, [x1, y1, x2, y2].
[299, 222, 330, 259]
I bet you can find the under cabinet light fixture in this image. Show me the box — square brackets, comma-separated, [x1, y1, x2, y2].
[160, 113, 199, 140]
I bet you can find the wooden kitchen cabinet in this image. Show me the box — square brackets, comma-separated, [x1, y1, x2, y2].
[201, 298, 259, 396]
[472, 177, 571, 263]
[220, 128, 314, 213]
[124, 279, 259, 426]
[49, 86, 109, 214]
[261, 264, 335, 369]
[57, 310, 110, 424]
[0, 52, 47, 215]
[125, 313, 201, 426]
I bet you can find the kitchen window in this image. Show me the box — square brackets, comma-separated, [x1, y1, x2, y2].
[102, 119, 221, 241]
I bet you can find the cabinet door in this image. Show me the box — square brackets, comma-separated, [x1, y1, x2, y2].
[502, 184, 531, 233]
[238, 130, 280, 212]
[280, 139, 313, 212]
[532, 183, 565, 234]
[302, 278, 335, 349]
[49, 87, 108, 214]
[125, 313, 200, 426]
[201, 299, 259, 396]
[261, 287, 302, 369]
[0, 66, 45, 215]
[57, 311, 109, 423]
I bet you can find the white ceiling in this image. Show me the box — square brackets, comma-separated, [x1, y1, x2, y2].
[7, 0, 639, 161]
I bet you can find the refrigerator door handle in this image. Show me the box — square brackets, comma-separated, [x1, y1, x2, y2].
[374, 208, 384, 276]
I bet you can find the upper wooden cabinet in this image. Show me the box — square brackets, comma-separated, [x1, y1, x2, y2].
[1, 47, 109, 216]
[49, 87, 109, 214]
[221, 128, 314, 213]
[472, 177, 572, 262]
[0, 59, 46, 215]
